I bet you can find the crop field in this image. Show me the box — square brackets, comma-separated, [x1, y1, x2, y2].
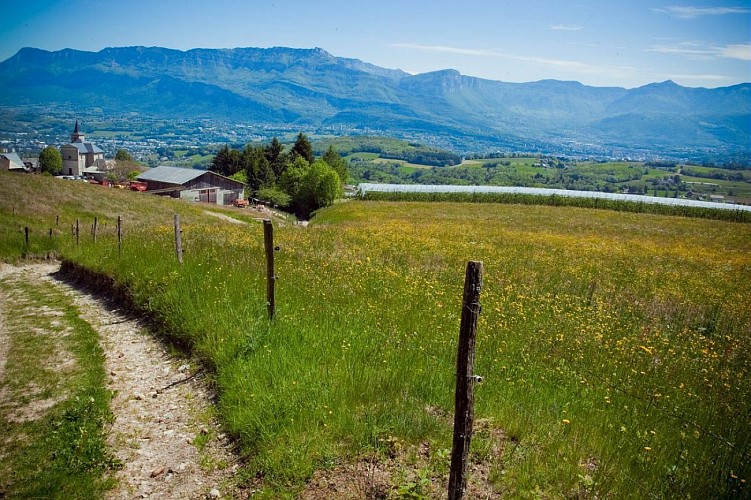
[1, 171, 750, 497]
[350, 156, 751, 206]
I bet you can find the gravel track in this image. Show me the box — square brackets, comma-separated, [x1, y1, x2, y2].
[0, 262, 240, 499]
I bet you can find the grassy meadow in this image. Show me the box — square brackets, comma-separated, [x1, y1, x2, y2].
[1, 170, 750, 497]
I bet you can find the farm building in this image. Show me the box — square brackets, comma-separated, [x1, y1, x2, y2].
[136, 165, 244, 206]
[0, 151, 25, 172]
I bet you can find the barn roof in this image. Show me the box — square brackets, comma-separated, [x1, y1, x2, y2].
[137, 165, 244, 188]
[137, 165, 205, 185]
[1, 152, 25, 170]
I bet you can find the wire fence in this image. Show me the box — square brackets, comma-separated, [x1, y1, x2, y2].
[14, 209, 750, 496]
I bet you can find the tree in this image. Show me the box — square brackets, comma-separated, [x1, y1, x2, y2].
[284, 159, 342, 218]
[115, 149, 134, 162]
[242, 145, 275, 193]
[109, 160, 145, 182]
[256, 187, 291, 208]
[211, 145, 242, 177]
[39, 146, 62, 175]
[290, 133, 314, 164]
[322, 145, 348, 184]
[304, 160, 341, 208]
[278, 155, 309, 203]
[265, 137, 287, 178]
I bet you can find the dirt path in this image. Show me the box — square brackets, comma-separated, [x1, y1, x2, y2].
[0, 263, 240, 499]
[204, 211, 248, 225]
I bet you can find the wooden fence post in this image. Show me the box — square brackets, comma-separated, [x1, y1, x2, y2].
[117, 216, 122, 254]
[76, 219, 80, 246]
[24, 227, 29, 246]
[263, 219, 276, 319]
[174, 214, 183, 265]
[448, 260, 484, 500]
[49, 228, 53, 238]
[92, 217, 98, 244]
[56, 215, 59, 226]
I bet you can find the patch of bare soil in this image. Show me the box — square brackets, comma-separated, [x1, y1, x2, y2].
[0, 263, 241, 499]
[301, 419, 505, 499]
[300, 447, 502, 500]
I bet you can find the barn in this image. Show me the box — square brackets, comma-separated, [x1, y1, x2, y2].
[137, 166, 245, 206]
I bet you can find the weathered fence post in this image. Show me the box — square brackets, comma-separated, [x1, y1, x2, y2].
[49, 228, 53, 238]
[92, 217, 98, 244]
[263, 219, 276, 319]
[76, 219, 80, 246]
[117, 216, 122, 254]
[56, 215, 59, 226]
[24, 226, 29, 246]
[448, 260, 484, 500]
[174, 214, 183, 265]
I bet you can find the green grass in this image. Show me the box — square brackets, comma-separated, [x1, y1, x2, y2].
[1, 170, 750, 497]
[345, 152, 379, 161]
[90, 130, 135, 138]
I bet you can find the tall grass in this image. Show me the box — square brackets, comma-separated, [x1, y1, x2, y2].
[1, 171, 750, 497]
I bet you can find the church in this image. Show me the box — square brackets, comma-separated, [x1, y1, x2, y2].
[60, 121, 106, 176]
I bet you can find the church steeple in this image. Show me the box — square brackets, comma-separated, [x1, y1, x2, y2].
[71, 120, 84, 143]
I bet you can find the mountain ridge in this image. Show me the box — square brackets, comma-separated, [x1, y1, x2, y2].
[1, 46, 749, 156]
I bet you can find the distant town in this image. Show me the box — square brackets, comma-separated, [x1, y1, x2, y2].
[0, 108, 322, 168]
[2, 108, 750, 207]
[1, 107, 737, 169]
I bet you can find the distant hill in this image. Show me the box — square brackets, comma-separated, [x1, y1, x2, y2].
[1, 46, 749, 156]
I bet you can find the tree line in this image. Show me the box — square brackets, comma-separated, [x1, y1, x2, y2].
[210, 133, 349, 218]
[316, 136, 461, 166]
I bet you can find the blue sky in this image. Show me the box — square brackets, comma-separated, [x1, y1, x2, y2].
[1, 0, 749, 88]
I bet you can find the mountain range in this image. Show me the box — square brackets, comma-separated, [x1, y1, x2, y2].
[1, 46, 749, 157]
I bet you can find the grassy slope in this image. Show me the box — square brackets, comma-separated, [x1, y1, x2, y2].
[1, 171, 750, 497]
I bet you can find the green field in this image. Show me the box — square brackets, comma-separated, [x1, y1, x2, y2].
[350, 156, 751, 205]
[90, 130, 136, 138]
[1, 170, 750, 497]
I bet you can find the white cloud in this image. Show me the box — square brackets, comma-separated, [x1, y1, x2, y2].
[653, 6, 751, 19]
[666, 73, 730, 81]
[549, 24, 583, 31]
[648, 42, 751, 61]
[718, 43, 751, 61]
[391, 43, 638, 78]
[391, 43, 497, 57]
[648, 44, 714, 58]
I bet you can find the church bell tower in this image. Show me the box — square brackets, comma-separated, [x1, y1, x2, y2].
[71, 120, 85, 143]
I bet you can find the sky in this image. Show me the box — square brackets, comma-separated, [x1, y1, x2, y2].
[0, 0, 749, 89]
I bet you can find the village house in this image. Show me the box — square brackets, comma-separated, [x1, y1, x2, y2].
[136, 165, 245, 206]
[60, 121, 107, 177]
[0, 151, 26, 172]
[22, 157, 39, 172]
